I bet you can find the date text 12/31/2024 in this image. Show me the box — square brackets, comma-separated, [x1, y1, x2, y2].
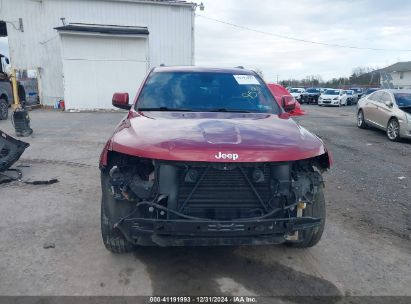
[149, 296, 257, 303]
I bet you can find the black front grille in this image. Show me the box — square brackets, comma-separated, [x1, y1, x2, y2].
[177, 166, 271, 219]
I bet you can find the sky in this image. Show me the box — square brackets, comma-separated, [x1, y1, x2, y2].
[1, 0, 411, 83]
[195, 0, 411, 82]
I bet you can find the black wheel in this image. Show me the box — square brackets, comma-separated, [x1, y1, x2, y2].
[386, 118, 401, 141]
[357, 110, 367, 129]
[101, 171, 135, 253]
[287, 187, 326, 248]
[0, 98, 8, 120]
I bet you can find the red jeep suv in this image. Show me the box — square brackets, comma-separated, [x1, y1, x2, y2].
[99, 66, 331, 253]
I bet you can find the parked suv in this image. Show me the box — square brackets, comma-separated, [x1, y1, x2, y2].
[100, 66, 331, 252]
[0, 55, 13, 120]
[301, 88, 321, 104]
[357, 89, 411, 141]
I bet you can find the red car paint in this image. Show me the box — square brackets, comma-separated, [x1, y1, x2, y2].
[101, 67, 329, 167]
[267, 83, 305, 116]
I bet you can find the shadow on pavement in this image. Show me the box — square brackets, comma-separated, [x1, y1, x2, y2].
[134, 246, 341, 302]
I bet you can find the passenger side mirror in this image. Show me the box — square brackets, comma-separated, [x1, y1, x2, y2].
[112, 92, 131, 110]
[384, 100, 393, 108]
[281, 95, 296, 112]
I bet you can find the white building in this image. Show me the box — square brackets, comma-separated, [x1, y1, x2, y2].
[0, 0, 195, 109]
[380, 61, 411, 89]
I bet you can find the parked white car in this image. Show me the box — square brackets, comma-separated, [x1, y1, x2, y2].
[318, 89, 348, 106]
[289, 88, 305, 101]
[344, 90, 357, 105]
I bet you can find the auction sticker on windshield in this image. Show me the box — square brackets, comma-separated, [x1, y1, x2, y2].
[233, 75, 260, 85]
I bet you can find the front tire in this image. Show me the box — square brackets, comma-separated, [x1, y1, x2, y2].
[0, 98, 8, 120]
[386, 118, 401, 141]
[357, 110, 367, 129]
[287, 187, 326, 248]
[101, 171, 135, 253]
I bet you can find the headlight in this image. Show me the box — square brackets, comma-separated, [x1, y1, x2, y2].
[405, 112, 411, 123]
[333, 97, 339, 100]
[319, 97, 323, 100]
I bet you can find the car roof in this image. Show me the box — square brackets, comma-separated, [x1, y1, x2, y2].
[152, 66, 256, 75]
[381, 89, 411, 94]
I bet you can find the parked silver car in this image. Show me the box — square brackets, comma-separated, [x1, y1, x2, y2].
[357, 89, 411, 141]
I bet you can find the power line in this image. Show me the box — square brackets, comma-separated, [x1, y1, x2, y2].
[196, 14, 411, 52]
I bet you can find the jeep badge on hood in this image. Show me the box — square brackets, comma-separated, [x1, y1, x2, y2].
[215, 152, 239, 161]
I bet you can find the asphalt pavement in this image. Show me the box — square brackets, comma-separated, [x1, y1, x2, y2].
[0, 106, 410, 298]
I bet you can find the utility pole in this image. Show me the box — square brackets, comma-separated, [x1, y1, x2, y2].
[276, 75, 279, 84]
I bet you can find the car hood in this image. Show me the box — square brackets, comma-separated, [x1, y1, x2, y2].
[321, 94, 339, 99]
[109, 111, 327, 162]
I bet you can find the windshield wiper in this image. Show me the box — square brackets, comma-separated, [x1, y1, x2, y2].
[209, 108, 252, 113]
[137, 107, 193, 112]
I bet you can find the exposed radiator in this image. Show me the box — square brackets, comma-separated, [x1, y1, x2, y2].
[177, 166, 271, 220]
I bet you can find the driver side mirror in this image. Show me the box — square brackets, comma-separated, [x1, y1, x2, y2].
[4, 57, 9, 65]
[112, 92, 131, 110]
[281, 95, 296, 112]
[384, 100, 393, 107]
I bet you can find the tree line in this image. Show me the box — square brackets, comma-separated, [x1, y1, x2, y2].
[278, 66, 381, 88]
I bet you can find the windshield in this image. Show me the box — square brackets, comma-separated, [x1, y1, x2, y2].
[306, 88, 319, 93]
[346, 91, 353, 95]
[365, 88, 378, 95]
[394, 93, 411, 107]
[324, 90, 340, 95]
[290, 88, 301, 93]
[136, 72, 280, 114]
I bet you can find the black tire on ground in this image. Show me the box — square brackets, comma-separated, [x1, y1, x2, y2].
[386, 118, 401, 142]
[357, 110, 367, 129]
[287, 186, 326, 248]
[0, 98, 8, 120]
[101, 171, 135, 253]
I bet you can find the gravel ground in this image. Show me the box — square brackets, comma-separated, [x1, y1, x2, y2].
[0, 107, 410, 298]
[294, 105, 411, 241]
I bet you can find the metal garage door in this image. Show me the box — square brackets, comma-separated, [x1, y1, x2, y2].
[59, 26, 148, 109]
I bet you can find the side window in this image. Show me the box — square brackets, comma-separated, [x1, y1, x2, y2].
[380, 92, 392, 103]
[369, 91, 382, 102]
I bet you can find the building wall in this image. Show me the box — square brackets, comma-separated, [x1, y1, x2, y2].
[0, 0, 194, 106]
[389, 71, 411, 89]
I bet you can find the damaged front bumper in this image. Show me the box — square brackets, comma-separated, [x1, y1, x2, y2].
[115, 215, 321, 246]
[0, 130, 29, 172]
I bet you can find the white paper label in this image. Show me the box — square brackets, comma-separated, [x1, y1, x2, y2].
[233, 75, 260, 85]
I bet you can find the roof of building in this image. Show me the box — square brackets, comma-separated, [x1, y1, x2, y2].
[55, 24, 149, 35]
[381, 61, 411, 73]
